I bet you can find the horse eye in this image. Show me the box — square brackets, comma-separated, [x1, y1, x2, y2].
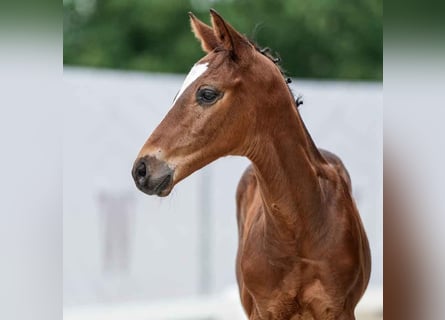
[196, 87, 221, 106]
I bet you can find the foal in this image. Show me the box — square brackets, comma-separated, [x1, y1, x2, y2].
[132, 10, 371, 320]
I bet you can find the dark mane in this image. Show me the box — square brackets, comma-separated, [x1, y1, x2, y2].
[249, 40, 303, 108]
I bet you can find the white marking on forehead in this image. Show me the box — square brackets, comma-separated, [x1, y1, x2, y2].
[173, 62, 208, 104]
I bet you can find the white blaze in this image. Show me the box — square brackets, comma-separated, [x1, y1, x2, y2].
[173, 62, 209, 104]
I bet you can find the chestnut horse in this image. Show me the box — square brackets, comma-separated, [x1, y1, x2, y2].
[132, 10, 371, 320]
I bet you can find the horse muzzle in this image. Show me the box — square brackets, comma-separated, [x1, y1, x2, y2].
[132, 156, 174, 197]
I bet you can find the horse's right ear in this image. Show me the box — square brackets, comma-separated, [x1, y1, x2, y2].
[189, 12, 219, 53]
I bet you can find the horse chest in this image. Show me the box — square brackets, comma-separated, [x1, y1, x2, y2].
[237, 213, 328, 319]
[238, 216, 299, 295]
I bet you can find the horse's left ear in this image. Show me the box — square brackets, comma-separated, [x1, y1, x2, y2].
[209, 9, 252, 59]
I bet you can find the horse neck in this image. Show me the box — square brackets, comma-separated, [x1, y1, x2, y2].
[245, 97, 328, 249]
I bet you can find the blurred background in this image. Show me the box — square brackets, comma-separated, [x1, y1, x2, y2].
[64, 0, 382, 80]
[63, 1, 382, 319]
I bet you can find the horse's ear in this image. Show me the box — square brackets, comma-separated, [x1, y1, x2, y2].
[209, 9, 252, 58]
[189, 12, 219, 53]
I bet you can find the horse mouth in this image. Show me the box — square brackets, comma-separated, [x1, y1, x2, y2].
[154, 174, 173, 197]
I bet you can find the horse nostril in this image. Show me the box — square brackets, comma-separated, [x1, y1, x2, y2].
[132, 158, 151, 189]
[136, 162, 147, 179]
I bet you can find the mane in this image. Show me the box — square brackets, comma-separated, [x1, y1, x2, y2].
[249, 40, 304, 109]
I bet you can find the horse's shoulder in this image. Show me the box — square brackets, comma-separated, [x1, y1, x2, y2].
[236, 164, 257, 205]
[236, 164, 259, 225]
[319, 148, 352, 191]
